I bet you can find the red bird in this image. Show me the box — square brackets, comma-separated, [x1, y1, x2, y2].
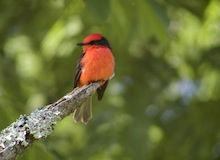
[73, 33, 115, 124]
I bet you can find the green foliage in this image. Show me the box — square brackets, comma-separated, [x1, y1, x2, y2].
[1, 0, 220, 159]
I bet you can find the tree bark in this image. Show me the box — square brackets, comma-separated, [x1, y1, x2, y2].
[0, 82, 101, 160]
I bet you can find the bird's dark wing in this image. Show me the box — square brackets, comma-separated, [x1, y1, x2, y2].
[73, 53, 85, 88]
[97, 80, 108, 101]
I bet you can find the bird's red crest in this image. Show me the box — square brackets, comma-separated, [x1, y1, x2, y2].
[83, 33, 103, 44]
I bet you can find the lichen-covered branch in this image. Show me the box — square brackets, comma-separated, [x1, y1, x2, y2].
[0, 82, 101, 160]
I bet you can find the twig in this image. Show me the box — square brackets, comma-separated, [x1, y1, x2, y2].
[0, 82, 101, 160]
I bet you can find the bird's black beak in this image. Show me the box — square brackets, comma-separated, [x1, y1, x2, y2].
[76, 42, 85, 46]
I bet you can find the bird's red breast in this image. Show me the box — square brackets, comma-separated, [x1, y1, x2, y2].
[78, 46, 114, 87]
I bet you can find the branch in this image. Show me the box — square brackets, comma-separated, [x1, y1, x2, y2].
[0, 82, 101, 160]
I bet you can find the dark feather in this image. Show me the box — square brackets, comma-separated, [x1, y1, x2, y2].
[73, 53, 85, 88]
[97, 81, 108, 101]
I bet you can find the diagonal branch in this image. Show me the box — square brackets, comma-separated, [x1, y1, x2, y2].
[0, 82, 102, 160]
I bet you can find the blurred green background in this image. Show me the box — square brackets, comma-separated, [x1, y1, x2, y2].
[1, 0, 220, 159]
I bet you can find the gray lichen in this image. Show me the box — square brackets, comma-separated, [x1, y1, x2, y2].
[0, 106, 61, 149]
[28, 106, 61, 139]
[0, 115, 28, 149]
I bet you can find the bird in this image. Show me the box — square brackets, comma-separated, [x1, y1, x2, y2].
[73, 33, 115, 124]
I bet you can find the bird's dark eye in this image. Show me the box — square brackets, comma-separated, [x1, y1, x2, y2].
[86, 38, 111, 49]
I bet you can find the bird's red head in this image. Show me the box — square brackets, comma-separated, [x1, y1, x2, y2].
[77, 33, 111, 52]
[83, 33, 103, 44]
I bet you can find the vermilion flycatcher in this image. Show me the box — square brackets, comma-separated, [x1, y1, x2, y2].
[73, 33, 115, 124]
